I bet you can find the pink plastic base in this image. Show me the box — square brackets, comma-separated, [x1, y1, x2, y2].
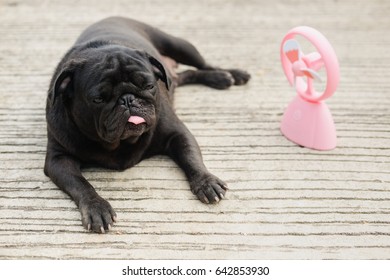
[281, 95, 336, 150]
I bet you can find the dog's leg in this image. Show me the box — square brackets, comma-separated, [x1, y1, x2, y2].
[177, 69, 235, 89]
[44, 150, 116, 233]
[148, 29, 251, 88]
[162, 119, 228, 203]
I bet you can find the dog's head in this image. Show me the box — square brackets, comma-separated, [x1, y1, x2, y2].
[49, 44, 170, 145]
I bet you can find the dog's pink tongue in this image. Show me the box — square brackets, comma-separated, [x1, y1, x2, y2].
[128, 116, 146, 125]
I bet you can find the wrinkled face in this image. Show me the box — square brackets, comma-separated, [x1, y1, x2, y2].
[67, 47, 164, 145]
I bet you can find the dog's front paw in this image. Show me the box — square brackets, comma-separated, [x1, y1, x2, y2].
[228, 69, 251, 85]
[190, 173, 228, 204]
[79, 195, 117, 233]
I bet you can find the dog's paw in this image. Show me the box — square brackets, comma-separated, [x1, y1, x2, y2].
[228, 69, 251, 85]
[203, 70, 235, 90]
[79, 195, 117, 233]
[190, 173, 228, 204]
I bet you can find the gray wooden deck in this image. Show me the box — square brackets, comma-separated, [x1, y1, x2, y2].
[1, 0, 389, 259]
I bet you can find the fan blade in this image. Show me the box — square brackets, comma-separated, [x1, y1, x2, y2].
[283, 39, 301, 63]
[301, 68, 322, 82]
[303, 52, 324, 71]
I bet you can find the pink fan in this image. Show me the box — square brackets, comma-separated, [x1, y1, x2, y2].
[280, 26, 340, 150]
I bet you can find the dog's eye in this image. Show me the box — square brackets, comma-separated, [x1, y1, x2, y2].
[144, 84, 155, 91]
[93, 97, 104, 104]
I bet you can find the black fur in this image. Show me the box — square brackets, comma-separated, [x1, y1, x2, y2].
[45, 17, 250, 233]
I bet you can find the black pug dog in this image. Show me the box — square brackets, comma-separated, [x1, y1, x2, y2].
[45, 17, 250, 233]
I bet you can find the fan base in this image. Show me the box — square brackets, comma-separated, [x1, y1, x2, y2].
[281, 95, 336, 150]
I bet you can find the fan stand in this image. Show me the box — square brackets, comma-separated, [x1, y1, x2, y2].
[281, 95, 336, 150]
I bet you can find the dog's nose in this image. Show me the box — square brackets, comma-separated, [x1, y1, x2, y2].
[118, 94, 135, 107]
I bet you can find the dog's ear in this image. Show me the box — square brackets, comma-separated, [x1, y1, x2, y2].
[49, 59, 85, 106]
[147, 55, 171, 90]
